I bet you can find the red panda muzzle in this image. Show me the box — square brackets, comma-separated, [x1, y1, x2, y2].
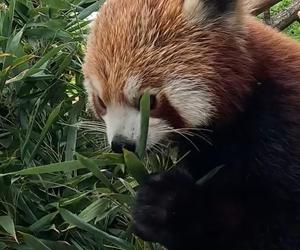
[111, 135, 136, 153]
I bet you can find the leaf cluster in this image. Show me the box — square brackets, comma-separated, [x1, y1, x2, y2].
[0, 1, 165, 249]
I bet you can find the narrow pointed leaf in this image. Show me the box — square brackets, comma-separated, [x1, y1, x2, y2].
[0, 159, 114, 177]
[77, 154, 116, 192]
[22, 233, 51, 250]
[28, 101, 63, 161]
[123, 149, 148, 184]
[59, 208, 133, 250]
[0, 216, 17, 241]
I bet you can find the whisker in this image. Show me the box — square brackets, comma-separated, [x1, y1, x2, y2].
[175, 130, 212, 146]
[153, 128, 198, 147]
[151, 144, 161, 155]
[155, 126, 212, 147]
[74, 120, 106, 130]
[176, 127, 213, 133]
[168, 128, 200, 151]
[155, 142, 168, 149]
[174, 150, 191, 165]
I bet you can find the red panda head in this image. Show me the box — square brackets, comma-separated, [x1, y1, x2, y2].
[83, 0, 255, 152]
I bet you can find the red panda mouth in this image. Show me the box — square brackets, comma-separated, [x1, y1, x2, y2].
[111, 135, 136, 153]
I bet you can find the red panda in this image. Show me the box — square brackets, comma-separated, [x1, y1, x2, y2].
[83, 0, 300, 249]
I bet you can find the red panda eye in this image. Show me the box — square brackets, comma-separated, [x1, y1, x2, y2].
[149, 95, 156, 110]
[93, 95, 107, 117]
[98, 96, 106, 108]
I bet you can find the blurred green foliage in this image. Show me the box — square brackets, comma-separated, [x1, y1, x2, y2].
[271, 0, 300, 40]
[0, 0, 166, 249]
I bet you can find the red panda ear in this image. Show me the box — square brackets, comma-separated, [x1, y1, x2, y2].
[183, 0, 241, 22]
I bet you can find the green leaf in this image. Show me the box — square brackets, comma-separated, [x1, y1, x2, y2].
[65, 100, 84, 162]
[40, 240, 76, 250]
[78, 199, 109, 223]
[102, 153, 124, 164]
[0, 159, 114, 177]
[56, 52, 73, 77]
[42, 240, 78, 250]
[77, 154, 116, 192]
[26, 45, 65, 76]
[5, 27, 24, 54]
[0, 36, 7, 42]
[0, 216, 17, 241]
[59, 208, 133, 250]
[9, 54, 34, 70]
[136, 92, 150, 159]
[3, 27, 24, 69]
[22, 233, 51, 250]
[6, 45, 65, 84]
[123, 149, 148, 184]
[0, 242, 6, 250]
[2, 0, 16, 38]
[29, 212, 58, 233]
[28, 101, 63, 162]
[21, 98, 42, 160]
[44, 0, 71, 9]
[77, 2, 100, 20]
[60, 192, 90, 207]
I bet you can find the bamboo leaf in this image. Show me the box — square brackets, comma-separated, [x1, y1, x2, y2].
[6, 45, 65, 84]
[59, 208, 133, 250]
[22, 233, 51, 250]
[29, 212, 58, 233]
[0, 159, 115, 177]
[28, 101, 63, 162]
[0, 242, 6, 250]
[77, 153, 116, 192]
[44, 0, 71, 9]
[123, 149, 148, 184]
[21, 98, 41, 160]
[3, 27, 24, 69]
[27, 45, 65, 76]
[78, 199, 109, 223]
[65, 100, 84, 162]
[2, 0, 16, 38]
[0, 216, 17, 242]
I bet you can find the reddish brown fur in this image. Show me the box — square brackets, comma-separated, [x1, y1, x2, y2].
[152, 93, 186, 128]
[83, 0, 300, 127]
[247, 17, 300, 86]
[84, 0, 253, 123]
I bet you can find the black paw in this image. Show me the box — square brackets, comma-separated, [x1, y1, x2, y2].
[132, 169, 201, 248]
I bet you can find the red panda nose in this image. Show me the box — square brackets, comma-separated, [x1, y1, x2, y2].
[111, 135, 136, 153]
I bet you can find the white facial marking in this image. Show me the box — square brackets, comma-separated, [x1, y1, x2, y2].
[103, 105, 140, 144]
[183, 0, 210, 22]
[123, 76, 141, 103]
[85, 75, 172, 149]
[103, 105, 171, 149]
[147, 118, 170, 149]
[164, 77, 216, 126]
[183, 0, 203, 16]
